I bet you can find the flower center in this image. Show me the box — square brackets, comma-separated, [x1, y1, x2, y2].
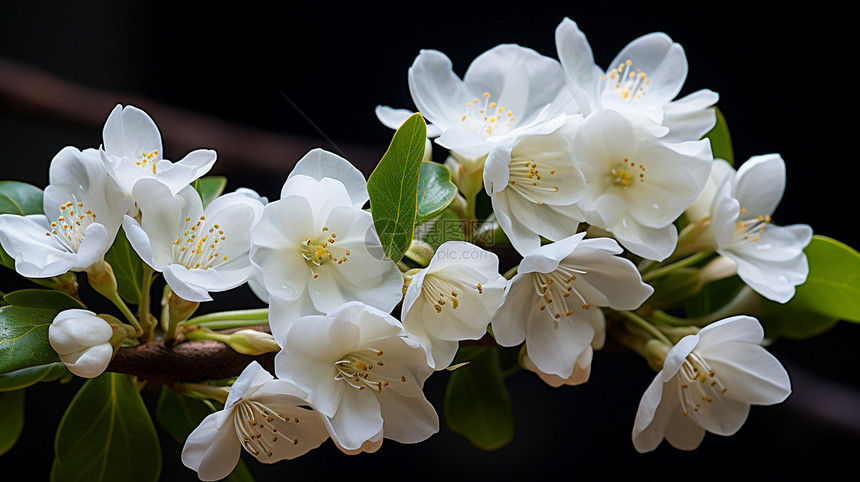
[421, 272, 484, 314]
[172, 216, 228, 270]
[678, 351, 728, 417]
[460, 91, 516, 139]
[599, 59, 651, 103]
[732, 207, 771, 245]
[532, 265, 590, 324]
[135, 150, 160, 175]
[44, 200, 98, 252]
[300, 227, 349, 279]
[232, 398, 299, 458]
[334, 349, 408, 393]
[609, 158, 646, 189]
[506, 160, 560, 205]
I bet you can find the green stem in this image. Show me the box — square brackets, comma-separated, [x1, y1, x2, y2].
[183, 319, 270, 331]
[109, 293, 142, 336]
[502, 265, 519, 280]
[654, 286, 760, 327]
[180, 308, 269, 327]
[613, 309, 673, 346]
[641, 251, 710, 282]
[138, 265, 155, 337]
[180, 382, 230, 404]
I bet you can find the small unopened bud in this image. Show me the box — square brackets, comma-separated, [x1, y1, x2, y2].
[49, 309, 121, 378]
[85, 261, 118, 300]
[226, 330, 280, 355]
[644, 339, 672, 372]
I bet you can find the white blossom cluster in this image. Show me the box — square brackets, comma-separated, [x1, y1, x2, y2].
[0, 17, 809, 480]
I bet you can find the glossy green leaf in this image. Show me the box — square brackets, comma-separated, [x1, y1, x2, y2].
[704, 107, 733, 165]
[684, 275, 745, 318]
[155, 386, 214, 443]
[0, 181, 44, 269]
[0, 181, 43, 215]
[104, 228, 144, 305]
[758, 297, 838, 340]
[416, 162, 457, 225]
[367, 113, 426, 262]
[788, 235, 860, 323]
[444, 347, 513, 450]
[0, 389, 25, 456]
[0, 362, 66, 391]
[414, 209, 465, 250]
[194, 176, 228, 209]
[0, 290, 83, 375]
[52, 373, 162, 482]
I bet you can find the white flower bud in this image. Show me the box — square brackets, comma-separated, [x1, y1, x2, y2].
[48, 309, 116, 378]
[225, 329, 280, 355]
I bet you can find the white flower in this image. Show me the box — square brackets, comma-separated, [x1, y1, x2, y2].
[249, 149, 403, 342]
[521, 307, 605, 387]
[492, 233, 653, 379]
[555, 18, 718, 141]
[99, 104, 216, 199]
[483, 118, 587, 254]
[378, 44, 575, 160]
[274, 302, 439, 451]
[122, 179, 264, 302]
[48, 309, 117, 378]
[632, 316, 791, 452]
[703, 155, 812, 303]
[571, 109, 713, 260]
[0, 147, 131, 277]
[182, 361, 329, 481]
[401, 242, 507, 369]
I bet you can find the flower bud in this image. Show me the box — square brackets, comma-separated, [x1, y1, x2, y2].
[225, 330, 280, 355]
[48, 309, 121, 378]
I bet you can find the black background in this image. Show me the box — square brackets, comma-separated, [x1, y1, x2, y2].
[1, 2, 857, 481]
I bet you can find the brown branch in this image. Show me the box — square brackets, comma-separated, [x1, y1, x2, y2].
[106, 329, 499, 384]
[107, 340, 275, 384]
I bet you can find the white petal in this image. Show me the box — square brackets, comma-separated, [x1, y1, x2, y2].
[156, 149, 217, 194]
[632, 372, 676, 453]
[378, 389, 439, 444]
[288, 148, 369, 208]
[102, 104, 162, 162]
[518, 232, 585, 274]
[328, 388, 384, 451]
[555, 18, 601, 94]
[662, 408, 706, 450]
[181, 412, 241, 482]
[734, 154, 785, 218]
[524, 312, 593, 379]
[609, 32, 687, 107]
[700, 343, 791, 405]
[408, 49, 467, 131]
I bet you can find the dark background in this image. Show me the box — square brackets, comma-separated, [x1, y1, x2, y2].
[1, 2, 857, 480]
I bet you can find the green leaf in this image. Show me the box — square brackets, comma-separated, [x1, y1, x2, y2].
[704, 107, 733, 165]
[0, 362, 65, 391]
[0, 389, 25, 456]
[193, 176, 228, 209]
[414, 209, 465, 250]
[367, 113, 427, 262]
[104, 228, 144, 305]
[0, 181, 44, 269]
[684, 275, 745, 318]
[52, 373, 162, 482]
[785, 235, 860, 323]
[155, 386, 214, 443]
[0, 181, 44, 215]
[416, 162, 457, 225]
[0, 290, 83, 374]
[444, 347, 514, 450]
[758, 298, 838, 340]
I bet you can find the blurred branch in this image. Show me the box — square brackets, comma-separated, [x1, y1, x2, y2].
[0, 57, 380, 174]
